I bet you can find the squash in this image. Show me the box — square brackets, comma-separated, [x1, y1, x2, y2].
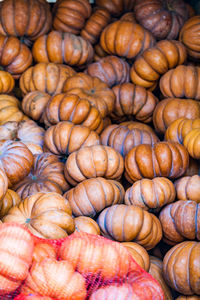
[174, 175, 200, 203]
[176, 296, 200, 300]
[74, 216, 100, 235]
[0, 94, 26, 125]
[122, 242, 150, 271]
[64, 145, 124, 185]
[64, 177, 124, 217]
[0, 168, 8, 203]
[183, 128, 200, 159]
[0, 71, 14, 94]
[0, 189, 21, 218]
[120, 12, 136, 22]
[96, 0, 135, 16]
[32, 243, 57, 264]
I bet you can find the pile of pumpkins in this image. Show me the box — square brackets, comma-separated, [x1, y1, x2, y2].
[0, 0, 199, 299]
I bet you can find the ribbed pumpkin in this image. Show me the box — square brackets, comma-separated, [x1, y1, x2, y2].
[0, 71, 14, 94]
[96, 0, 135, 16]
[130, 40, 187, 90]
[122, 242, 150, 271]
[14, 152, 70, 200]
[153, 98, 200, 134]
[0, 168, 8, 204]
[176, 296, 200, 300]
[3, 192, 75, 239]
[85, 56, 130, 88]
[174, 175, 200, 203]
[32, 243, 57, 264]
[159, 200, 200, 244]
[100, 20, 155, 59]
[183, 128, 200, 159]
[125, 142, 189, 183]
[64, 145, 124, 185]
[163, 241, 200, 295]
[111, 83, 158, 123]
[64, 177, 124, 217]
[125, 177, 176, 212]
[0, 95, 26, 125]
[20, 63, 76, 96]
[0, 189, 21, 218]
[97, 204, 162, 250]
[120, 12, 136, 22]
[33, 31, 94, 67]
[74, 216, 100, 235]
[94, 43, 107, 61]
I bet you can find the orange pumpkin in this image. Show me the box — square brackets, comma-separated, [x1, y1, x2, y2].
[176, 296, 200, 300]
[0, 189, 21, 218]
[0, 71, 14, 94]
[122, 242, 150, 271]
[0, 94, 26, 125]
[96, 0, 135, 16]
[74, 216, 100, 235]
[0, 168, 8, 203]
[174, 175, 200, 203]
[183, 128, 200, 159]
[32, 243, 57, 264]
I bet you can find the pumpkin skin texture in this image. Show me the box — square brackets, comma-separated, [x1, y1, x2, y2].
[0, 140, 34, 187]
[0, 71, 14, 94]
[125, 177, 176, 212]
[134, 0, 188, 40]
[183, 128, 200, 159]
[32, 243, 57, 264]
[64, 145, 124, 185]
[22, 92, 51, 123]
[0, 94, 26, 125]
[3, 192, 75, 239]
[111, 83, 158, 123]
[120, 12, 136, 22]
[160, 66, 200, 100]
[130, 40, 187, 90]
[14, 152, 70, 200]
[21, 259, 87, 300]
[20, 63, 76, 96]
[101, 124, 159, 157]
[176, 296, 200, 300]
[125, 142, 189, 183]
[44, 93, 103, 134]
[0, 189, 21, 218]
[100, 20, 155, 59]
[163, 241, 200, 295]
[96, 0, 135, 16]
[0, 223, 34, 295]
[32, 31, 94, 67]
[0, 0, 52, 44]
[174, 175, 200, 203]
[122, 242, 150, 271]
[85, 56, 130, 88]
[159, 200, 200, 244]
[44, 121, 100, 157]
[179, 16, 200, 60]
[0, 168, 8, 203]
[74, 216, 100, 235]
[62, 73, 115, 119]
[97, 204, 162, 250]
[64, 177, 124, 217]
[53, 0, 92, 34]
[81, 8, 111, 45]
[153, 98, 200, 134]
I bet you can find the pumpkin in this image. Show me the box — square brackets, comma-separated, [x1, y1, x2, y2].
[53, 0, 92, 34]
[62, 73, 115, 118]
[32, 31, 94, 67]
[101, 124, 159, 157]
[32, 243, 57, 264]
[0, 120, 45, 155]
[3, 192, 75, 239]
[159, 200, 200, 244]
[174, 175, 200, 203]
[44, 121, 100, 158]
[94, 43, 108, 61]
[134, 0, 189, 40]
[74, 216, 100, 235]
[64, 145, 124, 185]
[111, 83, 158, 123]
[163, 241, 200, 295]
[130, 40, 187, 90]
[85, 56, 130, 88]
[100, 20, 155, 59]
[0, 168, 8, 203]
[0, 94, 26, 125]
[0, 35, 32, 78]
[160, 66, 200, 100]
[122, 242, 150, 271]
[64, 177, 124, 217]
[125, 177, 176, 212]
[176, 296, 200, 300]
[21, 259, 86, 300]
[125, 142, 189, 183]
[44, 93, 103, 134]
[20, 63, 76, 96]
[22, 91, 51, 123]
[0, 0, 52, 45]
[97, 204, 162, 250]
[0, 140, 33, 187]
[179, 16, 200, 60]
[0, 223, 34, 295]
[81, 7, 111, 44]
[165, 118, 200, 144]
[14, 152, 70, 200]
[183, 128, 200, 159]
[0, 71, 14, 94]
[96, 0, 135, 16]
[120, 12, 136, 22]
[121, 120, 160, 137]
[13, 295, 52, 300]
[0, 189, 21, 218]
[153, 98, 200, 134]
[148, 256, 173, 300]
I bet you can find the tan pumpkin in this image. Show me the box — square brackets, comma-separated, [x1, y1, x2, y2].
[3, 192, 75, 239]
[153, 98, 200, 134]
[96, 0, 135, 16]
[64, 145, 124, 185]
[32, 31, 94, 67]
[0, 94, 26, 125]
[163, 241, 200, 295]
[0, 168, 8, 203]
[64, 177, 124, 217]
[0, 71, 14, 94]
[97, 204, 162, 250]
[0, 189, 21, 219]
[183, 128, 200, 159]
[74, 216, 100, 235]
[125, 177, 176, 212]
[122, 242, 150, 271]
[174, 175, 200, 203]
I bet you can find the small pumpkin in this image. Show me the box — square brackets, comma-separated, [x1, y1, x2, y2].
[96, 0, 135, 16]
[183, 128, 200, 159]
[0, 71, 14, 94]
[32, 243, 57, 264]
[0, 168, 8, 203]
[120, 12, 136, 22]
[0, 189, 21, 219]
[122, 242, 150, 271]
[0, 94, 26, 125]
[74, 216, 100, 235]
[176, 296, 200, 300]
[174, 175, 200, 203]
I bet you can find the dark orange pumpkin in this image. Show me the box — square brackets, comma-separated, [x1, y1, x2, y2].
[96, 0, 135, 16]
[183, 128, 200, 159]
[174, 175, 200, 203]
[0, 71, 14, 94]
